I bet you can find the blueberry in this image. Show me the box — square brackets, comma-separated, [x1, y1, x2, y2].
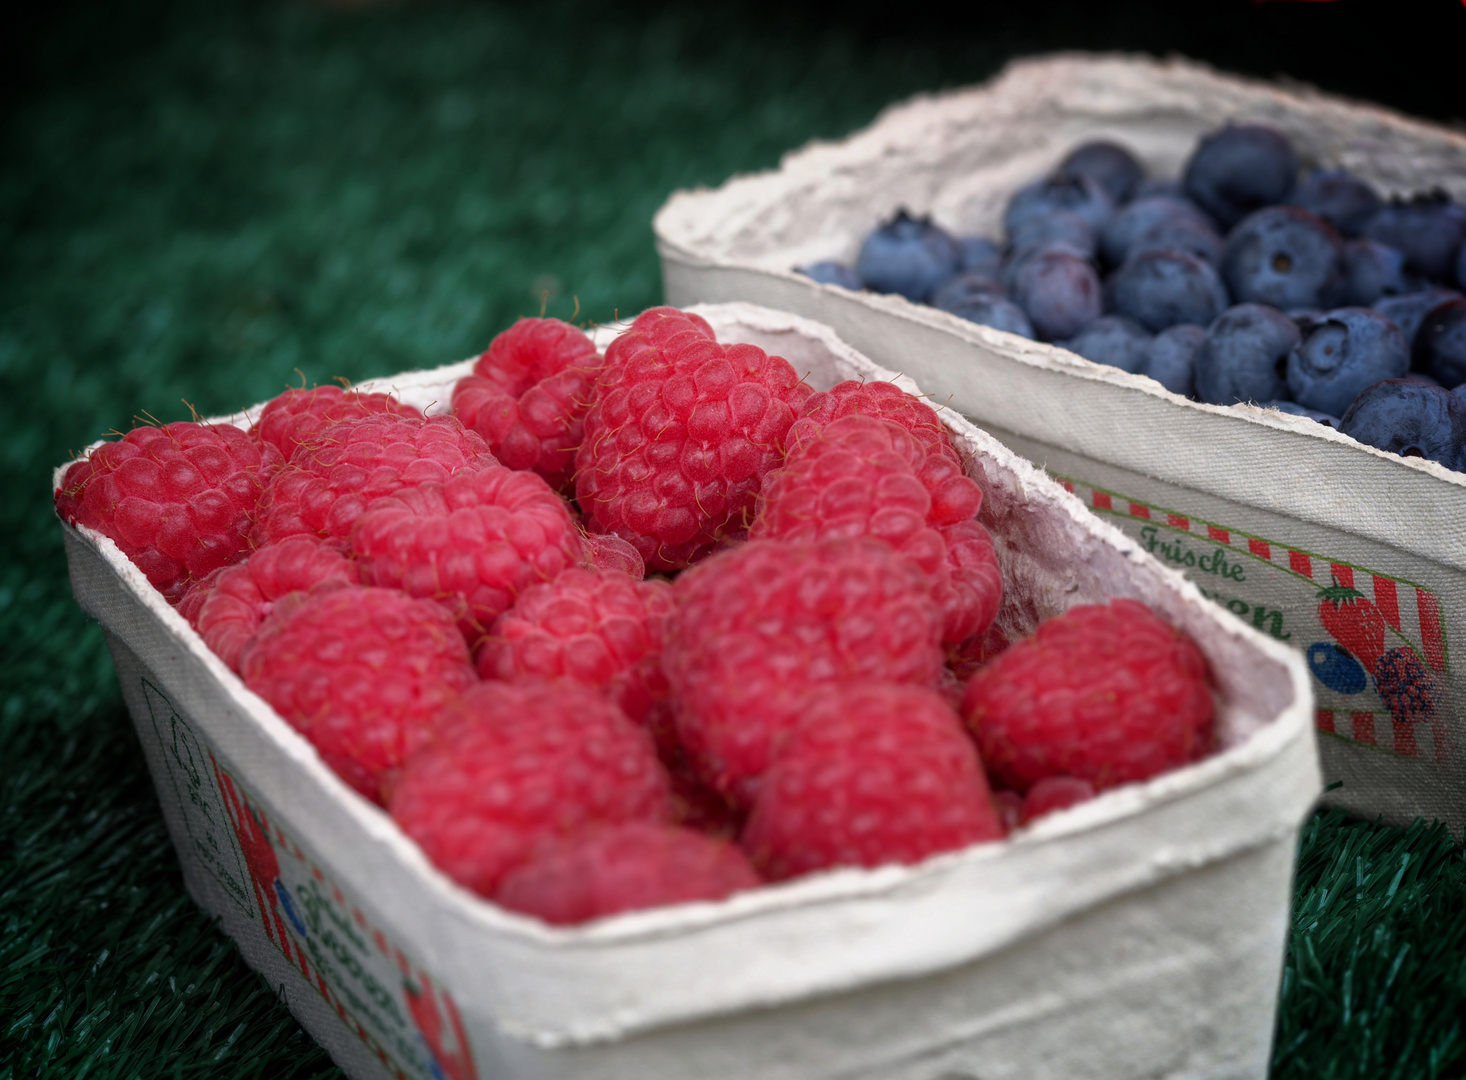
[1008, 211, 1097, 260]
[932, 270, 1007, 310]
[938, 290, 1036, 338]
[1222, 207, 1346, 312]
[1127, 216, 1224, 266]
[1004, 173, 1114, 238]
[1286, 170, 1382, 237]
[1194, 304, 1300, 405]
[1362, 191, 1466, 281]
[1307, 642, 1368, 695]
[1001, 239, 1091, 294]
[1011, 247, 1102, 341]
[1339, 379, 1466, 469]
[1268, 400, 1341, 429]
[1415, 298, 1466, 387]
[856, 209, 961, 302]
[1405, 372, 1443, 387]
[1458, 242, 1466, 290]
[1183, 123, 1299, 231]
[957, 236, 1004, 278]
[1059, 141, 1145, 206]
[1374, 287, 1464, 349]
[1287, 308, 1410, 416]
[1100, 195, 1213, 267]
[1342, 239, 1416, 306]
[1140, 324, 1206, 397]
[1060, 315, 1153, 373]
[1108, 250, 1229, 333]
[1134, 178, 1182, 200]
[799, 261, 863, 289]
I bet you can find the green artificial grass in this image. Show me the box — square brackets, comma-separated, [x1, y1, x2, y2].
[3, 1, 1464, 1077]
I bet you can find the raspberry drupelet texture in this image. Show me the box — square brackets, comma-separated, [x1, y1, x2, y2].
[665, 538, 945, 805]
[452, 318, 605, 491]
[478, 568, 676, 751]
[786, 379, 960, 463]
[251, 414, 496, 548]
[192, 538, 358, 670]
[351, 464, 585, 645]
[962, 599, 1215, 793]
[239, 585, 477, 801]
[388, 681, 672, 897]
[251, 385, 423, 460]
[741, 682, 1005, 880]
[493, 822, 761, 925]
[55, 422, 281, 603]
[575, 307, 813, 571]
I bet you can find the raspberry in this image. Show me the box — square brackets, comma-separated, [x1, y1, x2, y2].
[962, 599, 1215, 793]
[751, 415, 998, 643]
[351, 465, 585, 644]
[787, 379, 960, 463]
[451, 318, 604, 490]
[478, 569, 676, 752]
[239, 585, 476, 801]
[388, 681, 671, 896]
[575, 306, 812, 571]
[55, 422, 281, 602]
[665, 538, 945, 804]
[193, 538, 358, 670]
[741, 683, 1005, 880]
[251, 385, 422, 460]
[580, 531, 646, 580]
[493, 822, 760, 925]
[250, 414, 496, 547]
[1020, 776, 1097, 823]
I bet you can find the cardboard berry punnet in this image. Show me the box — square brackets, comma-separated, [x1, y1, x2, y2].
[59, 303, 1318, 1080]
[654, 54, 1466, 834]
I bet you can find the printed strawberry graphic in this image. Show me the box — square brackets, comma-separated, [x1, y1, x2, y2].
[1317, 583, 1387, 674]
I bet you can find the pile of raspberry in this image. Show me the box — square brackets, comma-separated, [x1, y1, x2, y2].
[56, 307, 1217, 925]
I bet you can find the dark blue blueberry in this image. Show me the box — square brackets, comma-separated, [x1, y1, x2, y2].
[855, 209, 961, 303]
[932, 270, 1007, 310]
[1183, 124, 1299, 231]
[1141, 324, 1206, 397]
[1288, 308, 1410, 416]
[1373, 287, 1464, 350]
[1194, 303, 1300, 405]
[1268, 400, 1341, 429]
[1405, 372, 1443, 387]
[1307, 642, 1368, 695]
[1004, 173, 1114, 239]
[1127, 216, 1224, 266]
[1100, 195, 1213, 267]
[1222, 207, 1346, 312]
[1108, 250, 1229, 333]
[1342, 239, 1416, 306]
[1454, 384, 1466, 403]
[799, 261, 863, 290]
[1362, 191, 1466, 282]
[1286, 170, 1382, 237]
[957, 236, 1004, 277]
[1059, 315, 1152, 374]
[1340, 379, 1466, 469]
[1011, 247, 1102, 342]
[939, 291, 1036, 339]
[1415, 298, 1466, 387]
[1059, 141, 1145, 206]
[1458, 242, 1466, 290]
[1009, 211, 1097, 260]
[1134, 178, 1182, 200]
[1001, 239, 1090, 294]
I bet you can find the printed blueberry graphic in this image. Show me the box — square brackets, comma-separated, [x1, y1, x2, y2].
[274, 879, 308, 937]
[1306, 642, 1368, 695]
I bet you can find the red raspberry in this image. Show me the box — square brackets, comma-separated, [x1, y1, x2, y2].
[351, 465, 584, 644]
[55, 422, 281, 602]
[451, 318, 604, 490]
[787, 379, 960, 464]
[1020, 776, 1097, 823]
[250, 414, 496, 547]
[493, 822, 760, 925]
[388, 681, 671, 897]
[239, 586, 477, 801]
[580, 531, 645, 580]
[962, 599, 1215, 793]
[752, 415, 998, 643]
[251, 385, 422, 460]
[193, 538, 358, 670]
[575, 306, 812, 571]
[478, 569, 676, 751]
[665, 538, 945, 804]
[741, 682, 1005, 880]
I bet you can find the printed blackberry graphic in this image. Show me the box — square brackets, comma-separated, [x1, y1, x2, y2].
[1373, 646, 1441, 725]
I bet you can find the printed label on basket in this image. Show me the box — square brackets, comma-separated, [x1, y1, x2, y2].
[1053, 477, 1454, 766]
[138, 678, 478, 1080]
